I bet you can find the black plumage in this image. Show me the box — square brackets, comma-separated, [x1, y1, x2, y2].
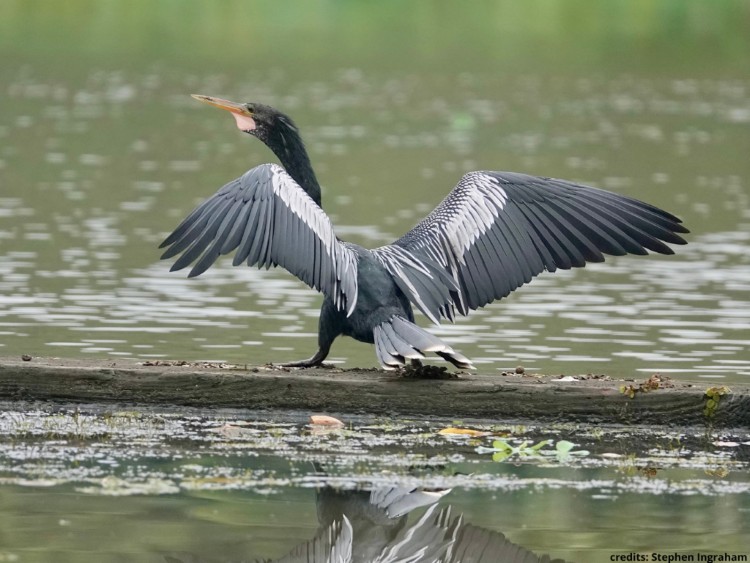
[159, 95, 689, 370]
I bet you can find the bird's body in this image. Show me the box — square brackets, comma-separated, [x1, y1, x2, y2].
[160, 95, 689, 370]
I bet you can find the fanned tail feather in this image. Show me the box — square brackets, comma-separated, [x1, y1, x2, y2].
[373, 316, 473, 370]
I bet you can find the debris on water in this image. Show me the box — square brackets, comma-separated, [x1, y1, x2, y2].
[713, 441, 740, 447]
[208, 422, 250, 438]
[76, 477, 180, 496]
[438, 427, 488, 437]
[705, 467, 730, 478]
[310, 415, 345, 427]
[639, 467, 659, 478]
[0, 403, 748, 500]
[515, 365, 525, 374]
[21, 354, 32, 361]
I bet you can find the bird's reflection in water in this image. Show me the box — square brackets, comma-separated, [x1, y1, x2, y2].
[164, 481, 566, 563]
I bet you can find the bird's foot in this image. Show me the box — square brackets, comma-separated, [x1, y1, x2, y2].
[276, 360, 320, 368]
[277, 357, 326, 369]
[275, 347, 331, 369]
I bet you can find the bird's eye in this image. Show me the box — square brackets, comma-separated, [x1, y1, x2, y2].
[245, 104, 254, 113]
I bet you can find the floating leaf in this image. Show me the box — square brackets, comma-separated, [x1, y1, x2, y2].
[537, 440, 590, 460]
[309, 415, 344, 427]
[492, 451, 512, 462]
[480, 437, 591, 463]
[528, 439, 552, 452]
[439, 427, 487, 437]
[556, 440, 575, 454]
[491, 439, 513, 451]
[705, 467, 730, 478]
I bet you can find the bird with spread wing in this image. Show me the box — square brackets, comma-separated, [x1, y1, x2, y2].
[160, 95, 688, 370]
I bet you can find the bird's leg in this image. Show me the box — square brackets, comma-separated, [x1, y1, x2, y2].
[278, 300, 342, 368]
[278, 300, 339, 368]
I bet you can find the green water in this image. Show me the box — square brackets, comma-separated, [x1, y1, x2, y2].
[1, 2, 750, 560]
[0, 404, 748, 562]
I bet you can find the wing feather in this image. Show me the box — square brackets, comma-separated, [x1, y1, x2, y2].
[516, 203, 574, 270]
[160, 197, 227, 260]
[160, 163, 358, 314]
[233, 199, 262, 266]
[501, 207, 545, 274]
[386, 170, 687, 317]
[220, 199, 253, 255]
[189, 199, 245, 277]
[168, 199, 235, 273]
[536, 200, 605, 262]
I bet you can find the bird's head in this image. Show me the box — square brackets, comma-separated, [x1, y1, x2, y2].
[190, 94, 320, 205]
[191, 94, 299, 147]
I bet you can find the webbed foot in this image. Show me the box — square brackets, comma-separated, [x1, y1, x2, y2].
[278, 348, 329, 368]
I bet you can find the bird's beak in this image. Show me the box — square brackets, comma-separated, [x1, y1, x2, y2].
[191, 94, 256, 132]
[191, 94, 250, 115]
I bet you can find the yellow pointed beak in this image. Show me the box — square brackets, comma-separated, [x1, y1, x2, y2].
[191, 94, 252, 116]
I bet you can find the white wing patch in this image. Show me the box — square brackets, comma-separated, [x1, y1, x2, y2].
[442, 172, 508, 260]
[269, 166, 359, 315]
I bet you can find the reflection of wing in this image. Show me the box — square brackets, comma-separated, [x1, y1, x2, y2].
[370, 485, 452, 519]
[164, 487, 568, 563]
[271, 516, 352, 563]
[160, 163, 358, 315]
[445, 509, 567, 563]
[373, 504, 457, 563]
[389, 170, 689, 319]
[316, 485, 452, 562]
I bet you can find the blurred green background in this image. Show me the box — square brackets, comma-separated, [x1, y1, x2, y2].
[2, 0, 749, 74]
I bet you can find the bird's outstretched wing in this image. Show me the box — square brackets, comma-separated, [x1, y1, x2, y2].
[386, 170, 689, 318]
[160, 163, 359, 315]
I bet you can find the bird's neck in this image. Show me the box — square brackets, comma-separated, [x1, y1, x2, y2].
[268, 126, 322, 207]
[284, 150, 322, 207]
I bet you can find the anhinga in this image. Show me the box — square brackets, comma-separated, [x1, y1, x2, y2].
[160, 95, 688, 370]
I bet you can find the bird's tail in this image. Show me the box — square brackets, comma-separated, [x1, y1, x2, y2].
[373, 316, 473, 370]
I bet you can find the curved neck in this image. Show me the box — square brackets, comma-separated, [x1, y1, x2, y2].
[266, 124, 322, 207]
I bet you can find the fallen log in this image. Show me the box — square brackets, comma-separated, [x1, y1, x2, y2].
[0, 357, 747, 428]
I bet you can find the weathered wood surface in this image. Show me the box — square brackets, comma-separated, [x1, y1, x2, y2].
[0, 357, 747, 427]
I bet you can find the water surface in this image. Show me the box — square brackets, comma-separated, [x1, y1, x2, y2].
[2, 61, 748, 380]
[0, 403, 748, 562]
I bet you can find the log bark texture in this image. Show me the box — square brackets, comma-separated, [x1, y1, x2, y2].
[0, 357, 747, 427]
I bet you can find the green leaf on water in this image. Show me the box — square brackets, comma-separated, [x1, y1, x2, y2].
[492, 451, 512, 462]
[492, 439, 513, 452]
[529, 439, 552, 452]
[556, 440, 575, 454]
